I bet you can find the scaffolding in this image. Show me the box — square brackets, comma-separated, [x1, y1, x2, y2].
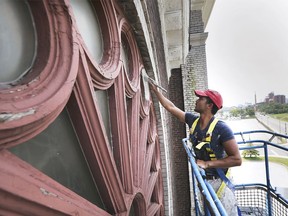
[182, 130, 288, 216]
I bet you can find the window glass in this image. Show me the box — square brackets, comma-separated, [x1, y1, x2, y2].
[70, 0, 103, 62]
[94, 90, 113, 149]
[126, 97, 132, 135]
[121, 35, 133, 80]
[0, 0, 36, 83]
[9, 108, 106, 209]
[129, 203, 135, 216]
[141, 69, 150, 101]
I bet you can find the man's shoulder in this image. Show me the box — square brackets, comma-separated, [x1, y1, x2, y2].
[215, 119, 230, 128]
[214, 119, 235, 140]
[185, 112, 199, 126]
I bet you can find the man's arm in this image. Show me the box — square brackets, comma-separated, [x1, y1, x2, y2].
[150, 83, 186, 123]
[197, 138, 242, 169]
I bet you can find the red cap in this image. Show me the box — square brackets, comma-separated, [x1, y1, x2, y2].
[194, 89, 223, 109]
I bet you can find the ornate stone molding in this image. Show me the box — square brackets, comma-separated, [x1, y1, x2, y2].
[0, 0, 78, 148]
[190, 32, 208, 47]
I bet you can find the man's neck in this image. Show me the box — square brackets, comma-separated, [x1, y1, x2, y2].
[199, 113, 214, 130]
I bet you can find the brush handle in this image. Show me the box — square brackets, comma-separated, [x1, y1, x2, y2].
[148, 77, 167, 92]
[141, 70, 167, 92]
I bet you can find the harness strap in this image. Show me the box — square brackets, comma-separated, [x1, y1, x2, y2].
[216, 168, 241, 215]
[189, 118, 199, 135]
[191, 118, 219, 151]
[190, 118, 219, 139]
[216, 168, 233, 196]
[195, 141, 206, 150]
[216, 168, 235, 191]
[189, 117, 241, 215]
[205, 118, 219, 142]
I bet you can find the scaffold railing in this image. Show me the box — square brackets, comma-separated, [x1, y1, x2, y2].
[183, 130, 288, 216]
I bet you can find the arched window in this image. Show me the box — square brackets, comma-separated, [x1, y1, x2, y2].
[94, 89, 113, 149]
[0, 0, 36, 85]
[70, 0, 103, 63]
[0, 1, 165, 215]
[9, 108, 106, 209]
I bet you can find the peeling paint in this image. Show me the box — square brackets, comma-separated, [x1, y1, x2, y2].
[0, 109, 35, 122]
[40, 188, 71, 204]
[40, 188, 58, 197]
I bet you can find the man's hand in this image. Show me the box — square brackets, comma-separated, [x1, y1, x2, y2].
[148, 80, 186, 122]
[149, 81, 158, 92]
[196, 159, 209, 169]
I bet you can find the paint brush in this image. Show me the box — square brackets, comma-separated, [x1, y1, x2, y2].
[141, 70, 167, 92]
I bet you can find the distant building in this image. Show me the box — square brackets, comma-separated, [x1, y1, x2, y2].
[265, 92, 274, 103]
[268, 92, 274, 99]
[264, 92, 286, 104]
[274, 95, 286, 104]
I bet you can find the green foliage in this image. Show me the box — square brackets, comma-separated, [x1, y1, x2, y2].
[271, 113, 288, 122]
[242, 157, 263, 161]
[242, 149, 260, 158]
[230, 106, 255, 118]
[257, 102, 288, 114]
[243, 156, 288, 167]
[242, 143, 260, 158]
[245, 106, 255, 116]
[267, 156, 288, 167]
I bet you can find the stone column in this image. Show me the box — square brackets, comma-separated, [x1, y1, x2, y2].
[183, 9, 209, 115]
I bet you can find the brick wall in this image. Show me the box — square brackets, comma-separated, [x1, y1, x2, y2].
[168, 68, 191, 216]
[145, 0, 168, 90]
[159, 9, 209, 216]
[181, 9, 209, 214]
[185, 10, 208, 114]
[190, 10, 204, 34]
[122, 3, 210, 215]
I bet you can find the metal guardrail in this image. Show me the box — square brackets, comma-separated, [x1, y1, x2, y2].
[235, 183, 288, 215]
[183, 130, 288, 216]
[234, 130, 288, 216]
[182, 137, 228, 216]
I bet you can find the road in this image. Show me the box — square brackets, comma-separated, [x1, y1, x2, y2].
[224, 118, 288, 199]
[256, 113, 288, 136]
[225, 118, 288, 157]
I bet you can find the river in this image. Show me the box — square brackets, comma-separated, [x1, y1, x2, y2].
[224, 118, 288, 199]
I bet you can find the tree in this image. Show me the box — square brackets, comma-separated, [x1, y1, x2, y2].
[229, 106, 255, 118]
[242, 143, 260, 158]
[257, 102, 288, 114]
[245, 106, 255, 116]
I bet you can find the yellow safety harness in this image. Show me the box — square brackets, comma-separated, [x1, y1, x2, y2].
[189, 117, 232, 198]
[189, 117, 219, 161]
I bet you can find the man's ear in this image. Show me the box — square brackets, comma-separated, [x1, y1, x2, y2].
[207, 102, 214, 109]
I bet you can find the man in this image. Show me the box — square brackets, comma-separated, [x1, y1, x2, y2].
[150, 84, 242, 215]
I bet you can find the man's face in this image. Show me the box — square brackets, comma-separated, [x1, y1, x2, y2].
[194, 96, 209, 113]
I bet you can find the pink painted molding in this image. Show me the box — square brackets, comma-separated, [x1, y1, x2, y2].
[81, 0, 122, 90]
[0, 150, 111, 216]
[0, 0, 79, 148]
[0, 0, 165, 215]
[68, 54, 127, 213]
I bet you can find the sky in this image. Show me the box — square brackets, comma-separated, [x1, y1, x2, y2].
[205, 0, 288, 107]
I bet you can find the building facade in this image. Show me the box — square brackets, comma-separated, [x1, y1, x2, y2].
[274, 95, 286, 104]
[0, 0, 214, 215]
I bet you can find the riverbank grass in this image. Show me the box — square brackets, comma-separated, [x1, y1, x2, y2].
[270, 113, 288, 122]
[243, 156, 288, 167]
